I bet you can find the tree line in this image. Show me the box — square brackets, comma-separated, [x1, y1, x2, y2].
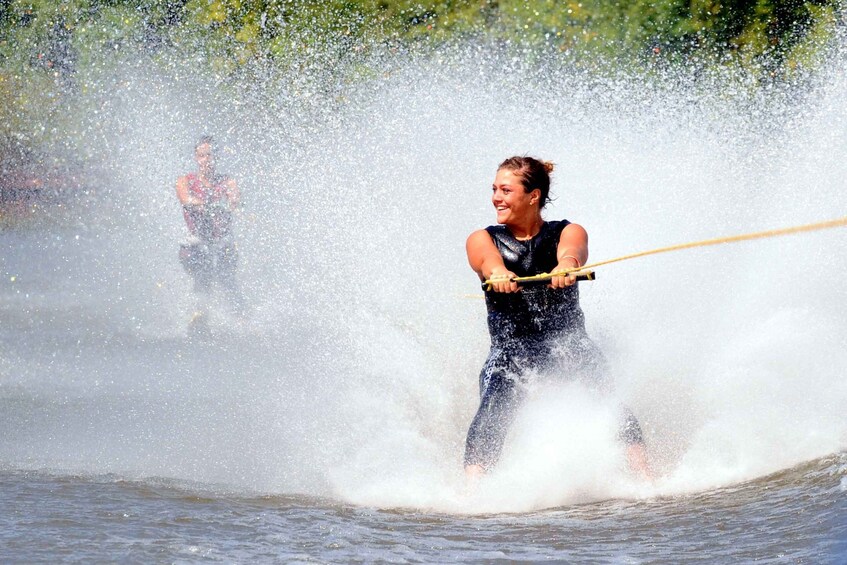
[0, 0, 842, 182]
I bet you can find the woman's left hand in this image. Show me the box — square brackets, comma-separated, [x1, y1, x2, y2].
[550, 259, 580, 288]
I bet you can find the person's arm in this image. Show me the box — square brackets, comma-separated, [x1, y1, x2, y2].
[224, 178, 241, 211]
[466, 229, 519, 293]
[175, 175, 204, 207]
[550, 223, 588, 289]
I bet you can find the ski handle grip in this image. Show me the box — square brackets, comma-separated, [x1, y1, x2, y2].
[481, 270, 595, 291]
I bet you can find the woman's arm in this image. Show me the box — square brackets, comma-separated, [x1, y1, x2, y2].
[175, 175, 204, 206]
[224, 178, 241, 210]
[466, 229, 519, 293]
[551, 223, 589, 288]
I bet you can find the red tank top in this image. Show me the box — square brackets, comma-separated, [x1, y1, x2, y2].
[182, 172, 233, 242]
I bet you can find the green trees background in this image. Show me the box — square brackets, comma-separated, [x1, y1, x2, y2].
[0, 0, 843, 175]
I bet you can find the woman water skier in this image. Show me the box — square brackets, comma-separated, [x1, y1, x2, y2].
[175, 136, 246, 327]
[464, 156, 651, 480]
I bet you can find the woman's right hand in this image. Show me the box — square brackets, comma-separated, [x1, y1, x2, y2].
[487, 268, 519, 293]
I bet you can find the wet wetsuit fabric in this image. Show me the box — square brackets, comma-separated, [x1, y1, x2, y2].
[179, 173, 243, 310]
[181, 173, 236, 242]
[463, 220, 644, 470]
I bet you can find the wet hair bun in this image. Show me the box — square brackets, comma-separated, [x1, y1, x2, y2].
[542, 160, 555, 174]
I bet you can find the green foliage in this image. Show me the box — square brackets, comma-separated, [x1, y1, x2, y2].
[0, 0, 842, 169]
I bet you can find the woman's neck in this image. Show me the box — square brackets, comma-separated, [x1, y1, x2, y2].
[508, 216, 544, 240]
[198, 169, 216, 184]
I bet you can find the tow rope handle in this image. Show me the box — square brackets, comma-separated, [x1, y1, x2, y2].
[481, 270, 595, 291]
[475, 216, 846, 294]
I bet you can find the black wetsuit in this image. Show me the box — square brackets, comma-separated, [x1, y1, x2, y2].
[463, 220, 643, 470]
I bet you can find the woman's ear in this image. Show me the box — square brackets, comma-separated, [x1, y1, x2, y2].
[529, 188, 541, 205]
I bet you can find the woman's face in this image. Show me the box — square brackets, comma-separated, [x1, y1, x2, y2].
[195, 143, 215, 173]
[492, 168, 536, 225]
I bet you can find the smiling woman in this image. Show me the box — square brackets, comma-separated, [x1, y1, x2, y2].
[464, 156, 651, 481]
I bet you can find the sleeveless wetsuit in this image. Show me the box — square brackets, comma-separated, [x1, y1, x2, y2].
[178, 173, 243, 311]
[463, 220, 643, 470]
[182, 172, 235, 243]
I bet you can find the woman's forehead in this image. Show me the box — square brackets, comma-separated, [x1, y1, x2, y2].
[494, 168, 521, 183]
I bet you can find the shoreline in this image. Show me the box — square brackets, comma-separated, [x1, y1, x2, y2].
[0, 164, 94, 230]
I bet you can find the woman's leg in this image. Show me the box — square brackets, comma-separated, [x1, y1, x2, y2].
[215, 242, 247, 315]
[464, 349, 524, 472]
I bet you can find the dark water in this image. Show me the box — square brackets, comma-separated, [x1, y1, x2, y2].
[1, 456, 845, 563]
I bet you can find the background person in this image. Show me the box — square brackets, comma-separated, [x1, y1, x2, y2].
[175, 136, 246, 327]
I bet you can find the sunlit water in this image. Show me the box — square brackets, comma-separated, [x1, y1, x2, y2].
[2, 36, 847, 561]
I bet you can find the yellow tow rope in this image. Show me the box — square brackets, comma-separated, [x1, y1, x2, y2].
[482, 215, 847, 289]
